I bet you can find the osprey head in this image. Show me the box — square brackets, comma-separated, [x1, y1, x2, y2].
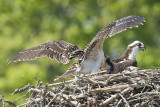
[128, 41, 146, 60]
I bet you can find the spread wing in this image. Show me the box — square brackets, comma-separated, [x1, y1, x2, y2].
[85, 16, 145, 57]
[8, 40, 84, 64]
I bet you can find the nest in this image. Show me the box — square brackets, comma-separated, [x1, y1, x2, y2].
[1, 67, 160, 107]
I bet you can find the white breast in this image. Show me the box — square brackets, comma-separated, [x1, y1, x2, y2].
[128, 47, 139, 60]
[80, 50, 105, 74]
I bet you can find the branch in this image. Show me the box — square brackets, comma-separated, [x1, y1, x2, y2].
[100, 87, 133, 106]
[89, 83, 141, 93]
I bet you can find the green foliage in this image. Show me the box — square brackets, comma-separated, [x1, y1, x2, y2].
[0, 0, 160, 105]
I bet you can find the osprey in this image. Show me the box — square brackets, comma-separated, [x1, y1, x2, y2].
[55, 41, 146, 80]
[112, 41, 146, 74]
[8, 16, 145, 78]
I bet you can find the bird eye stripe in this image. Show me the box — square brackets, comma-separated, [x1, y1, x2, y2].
[137, 43, 141, 46]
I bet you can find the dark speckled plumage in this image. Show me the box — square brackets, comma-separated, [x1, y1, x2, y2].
[8, 16, 145, 79]
[8, 40, 84, 64]
[55, 16, 145, 79]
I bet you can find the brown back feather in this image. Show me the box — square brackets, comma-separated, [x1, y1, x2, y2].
[112, 47, 133, 63]
[112, 60, 137, 74]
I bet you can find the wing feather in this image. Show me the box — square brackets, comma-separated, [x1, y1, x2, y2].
[8, 40, 84, 64]
[109, 16, 144, 37]
[85, 16, 145, 57]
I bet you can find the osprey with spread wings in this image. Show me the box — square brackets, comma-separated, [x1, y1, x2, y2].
[8, 16, 145, 78]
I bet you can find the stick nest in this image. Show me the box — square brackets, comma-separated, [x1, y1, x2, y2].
[1, 67, 160, 107]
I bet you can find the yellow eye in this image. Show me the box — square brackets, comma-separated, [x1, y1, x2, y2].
[137, 43, 139, 46]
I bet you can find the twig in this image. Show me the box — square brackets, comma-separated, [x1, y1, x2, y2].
[46, 87, 67, 107]
[41, 85, 47, 106]
[89, 83, 141, 93]
[83, 77, 105, 85]
[0, 94, 3, 102]
[47, 79, 74, 87]
[3, 101, 17, 106]
[116, 99, 123, 107]
[12, 84, 34, 95]
[119, 93, 130, 107]
[13, 92, 29, 103]
[92, 69, 159, 81]
[100, 87, 133, 106]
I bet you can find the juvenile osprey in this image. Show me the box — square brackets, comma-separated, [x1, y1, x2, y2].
[55, 41, 146, 80]
[112, 41, 146, 74]
[8, 16, 145, 78]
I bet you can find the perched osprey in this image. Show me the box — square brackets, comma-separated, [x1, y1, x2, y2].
[55, 41, 146, 80]
[112, 41, 146, 74]
[8, 16, 145, 78]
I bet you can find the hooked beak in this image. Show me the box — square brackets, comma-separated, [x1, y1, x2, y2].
[140, 45, 146, 51]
